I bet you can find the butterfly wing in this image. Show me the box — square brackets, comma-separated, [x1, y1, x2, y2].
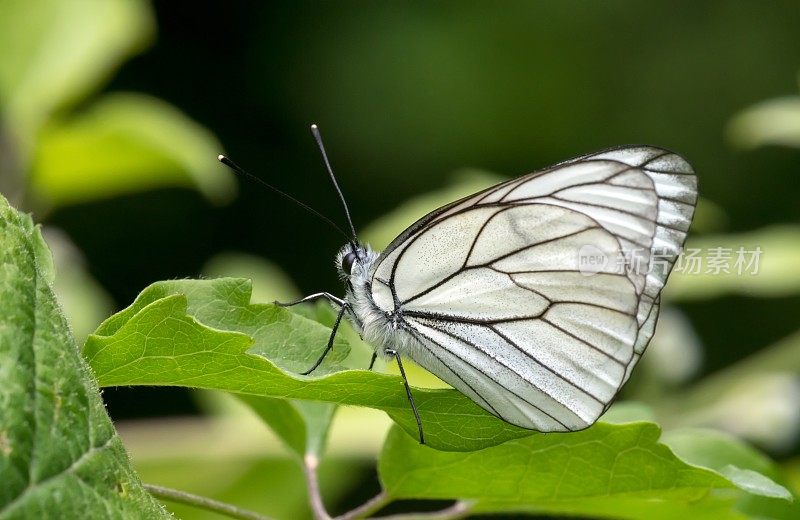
[369, 146, 696, 431]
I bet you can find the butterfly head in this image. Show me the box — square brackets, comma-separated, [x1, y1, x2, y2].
[335, 241, 377, 282]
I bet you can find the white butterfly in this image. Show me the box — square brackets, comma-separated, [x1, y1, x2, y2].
[224, 128, 697, 444]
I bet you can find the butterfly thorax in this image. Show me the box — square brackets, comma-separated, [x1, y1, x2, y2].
[336, 243, 415, 359]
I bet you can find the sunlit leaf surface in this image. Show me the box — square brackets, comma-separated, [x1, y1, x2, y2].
[31, 94, 235, 207]
[0, 0, 153, 150]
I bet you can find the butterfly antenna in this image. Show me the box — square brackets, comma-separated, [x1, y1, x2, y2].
[217, 155, 351, 240]
[310, 124, 358, 242]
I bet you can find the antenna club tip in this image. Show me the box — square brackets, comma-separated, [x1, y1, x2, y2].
[217, 154, 226, 162]
[310, 123, 318, 131]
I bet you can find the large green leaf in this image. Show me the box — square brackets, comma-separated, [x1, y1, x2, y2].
[84, 277, 552, 451]
[77, 277, 798, 459]
[0, 0, 153, 151]
[0, 194, 167, 518]
[30, 93, 235, 208]
[378, 422, 791, 519]
[88, 277, 350, 375]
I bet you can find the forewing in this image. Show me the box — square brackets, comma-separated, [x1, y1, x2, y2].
[370, 145, 696, 430]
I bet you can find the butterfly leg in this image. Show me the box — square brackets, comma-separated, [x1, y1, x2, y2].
[300, 303, 348, 376]
[275, 292, 361, 327]
[386, 349, 425, 445]
[274, 292, 346, 308]
[367, 352, 378, 370]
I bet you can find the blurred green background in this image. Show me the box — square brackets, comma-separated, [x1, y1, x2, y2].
[2, 0, 800, 517]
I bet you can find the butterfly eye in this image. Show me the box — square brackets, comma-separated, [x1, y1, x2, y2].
[342, 252, 357, 274]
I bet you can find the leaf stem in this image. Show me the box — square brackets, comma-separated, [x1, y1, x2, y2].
[336, 490, 392, 520]
[143, 483, 274, 520]
[372, 501, 473, 520]
[303, 454, 333, 520]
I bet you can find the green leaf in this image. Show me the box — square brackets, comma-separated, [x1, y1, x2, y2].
[28, 224, 55, 284]
[0, 0, 154, 150]
[0, 194, 167, 517]
[236, 395, 336, 459]
[378, 422, 787, 519]
[663, 428, 798, 518]
[663, 428, 792, 498]
[719, 467, 790, 500]
[88, 278, 350, 375]
[727, 96, 800, 150]
[663, 428, 784, 481]
[203, 252, 301, 303]
[201, 254, 345, 459]
[786, 458, 800, 497]
[85, 278, 541, 451]
[82, 277, 795, 458]
[30, 93, 235, 207]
